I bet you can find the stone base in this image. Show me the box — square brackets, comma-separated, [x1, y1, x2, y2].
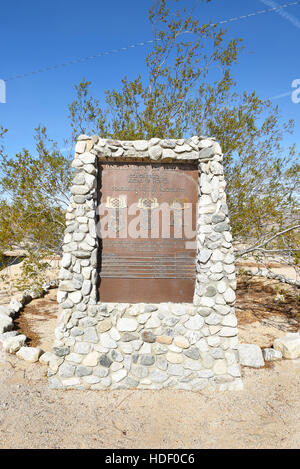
[49, 302, 242, 391]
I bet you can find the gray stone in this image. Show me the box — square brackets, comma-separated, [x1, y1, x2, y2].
[121, 332, 139, 342]
[214, 222, 230, 233]
[212, 214, 226, 224]
[75, 366, 92, 377]
[125, 377, 139, 387]
[199, 146, 215, 159]
[58, 363, 76, 378]
[205, 286, 217, 297]
[53, 346, 70, 357]
[70, 327, 84, 337]
[111, 350, 124, 362]
[99, 354, 113, 368]
[156, 357, 168, 371]
[184, 347, 200, 360]
[140, 354, 155, 366]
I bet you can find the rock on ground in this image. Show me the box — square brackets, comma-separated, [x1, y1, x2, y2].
[0, 314, 13, 333]
[263, 348, 282, 361]
[273, 334, 300, 359]
[2, 334, 26, 353]
[238, 344, 265, 368]
[39, 352, 56, 365]
[16, 347, 42, 362]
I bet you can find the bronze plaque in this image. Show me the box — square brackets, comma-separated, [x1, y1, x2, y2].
[97, 162, 197, 303]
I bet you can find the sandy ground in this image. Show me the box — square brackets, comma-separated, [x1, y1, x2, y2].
[0, 263, 300, 449]
[0, 356, 300, 449]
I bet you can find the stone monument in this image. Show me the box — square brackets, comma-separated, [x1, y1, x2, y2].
[49, 135, 242, 391]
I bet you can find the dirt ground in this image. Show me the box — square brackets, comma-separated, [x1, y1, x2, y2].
[0, 356, 300, 449]
[0, 273, 300, 449]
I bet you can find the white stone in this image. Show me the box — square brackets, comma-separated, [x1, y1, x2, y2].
[79, 152, 96, 164]
[223, 288, 236, 303]
[100, 332, 117, 349]
[75, 141, 86, 154]
[199, 139, 213, 149]
[222, 314, 237, 327]
[238, 344, 264, 368]
[220, 327, 238, 337]
[83, 351, 100, 367]
[119, 342, 133, 354]
[162, 148, 175, 159]
[217, 280, 228, 294]
[110, 327, 121, 341]
[173, 336, 189, 349]
[145, 316, 161, 328]
[117, 318, 138, 332]
[0, 314, 13, 333]
[199, 249, 212, 264]
[16, 347, 42, 362]
[273, 335, 300, 359]
[111, 368, 127, 383]
[166, 352, 183, 364]
[133, 140, 148, 151]
[9, 298, 23, 313]
[0, 305, 11, 317]
[2, 334, 26, 353]
[185, 316, 204, 330]
[198, 297, 215, 308]
[140, 342, 152, 354]
[149, 146, 162, 159]
[68, 291, 82, 304]
[207, 336, 221, 347]
[39, 351, 56, 365]
[196, 338, 209, 353]
[263, 348, 282, 361]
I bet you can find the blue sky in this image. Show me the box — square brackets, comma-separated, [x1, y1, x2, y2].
[0, 0, 300, 157]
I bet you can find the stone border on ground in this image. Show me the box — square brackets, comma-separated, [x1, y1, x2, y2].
[0, 281, 58, 362]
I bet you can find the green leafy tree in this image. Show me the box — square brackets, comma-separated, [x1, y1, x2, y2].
[0, 126, 71, 289]
[0, 0, 299, 288]
[67, 0, 299, 284]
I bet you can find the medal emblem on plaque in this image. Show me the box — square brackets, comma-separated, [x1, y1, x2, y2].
[106, 196, 127, 234]
[138, 197, 159, 231]
[169, 198, 189, 227]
